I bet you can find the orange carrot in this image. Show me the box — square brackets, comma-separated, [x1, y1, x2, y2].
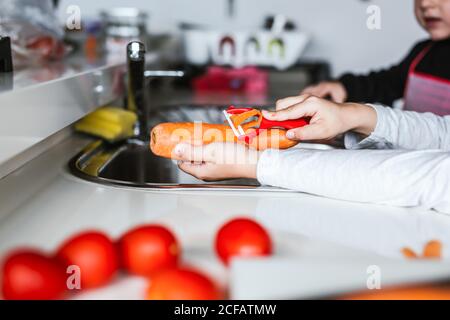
[423, 240, 442, 259]
[149, 122, 298, 159]
[402, 247, 419, 259]
[341, 285, 450, 300]
[401, 240, 443, 260]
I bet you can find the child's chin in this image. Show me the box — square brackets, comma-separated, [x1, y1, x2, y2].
[428, 30, 450, 41]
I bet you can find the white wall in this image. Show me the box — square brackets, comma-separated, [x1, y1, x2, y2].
[58, 0, 427, 76]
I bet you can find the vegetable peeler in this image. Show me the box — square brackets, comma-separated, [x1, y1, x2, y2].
[223, 106, 309, 143]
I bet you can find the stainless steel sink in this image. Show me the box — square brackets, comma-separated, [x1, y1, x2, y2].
[68, 41, 329, 191]
[68, 105, 263, 190]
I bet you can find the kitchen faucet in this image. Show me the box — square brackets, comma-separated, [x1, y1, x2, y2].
[0, 36, 13, 92]
[126, 41, 184, 140]
[0, 36, 13, 73]
[127, 41, 147, 139]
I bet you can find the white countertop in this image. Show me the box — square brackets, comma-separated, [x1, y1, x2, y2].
[0, 136, 40, 164]
[1, 135, 450, 299]
[0, 67, 124, 181]
[0, 51, 166, 178]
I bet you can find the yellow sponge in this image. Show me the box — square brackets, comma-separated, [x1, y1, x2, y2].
[75, 107, 137, 142]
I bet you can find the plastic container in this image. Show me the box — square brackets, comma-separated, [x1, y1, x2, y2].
[183, 29, 309, 70]
[100, 8, 148, 54]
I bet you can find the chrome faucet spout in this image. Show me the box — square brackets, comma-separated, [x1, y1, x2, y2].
[126, 41, 185, 140]
[144, 70, 184, 78]
[127, 41, 147, 138]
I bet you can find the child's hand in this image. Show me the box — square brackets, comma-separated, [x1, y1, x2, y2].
[301, 81, 347, 103]
[262, 94, 376, 141]
[175, 142, 259, 181]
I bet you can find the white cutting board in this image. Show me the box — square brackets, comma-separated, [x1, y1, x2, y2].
[230, 257, 450, 299]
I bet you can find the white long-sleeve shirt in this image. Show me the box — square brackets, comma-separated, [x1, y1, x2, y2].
[257, 104, 450, 214]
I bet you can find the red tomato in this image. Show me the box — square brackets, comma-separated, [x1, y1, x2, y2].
[55, 231, 118, 289]
[215, 218, 272, 265]
[118, 225, 180, 276]
[146, 267, 222, 300]
[1, 250, 67, 300]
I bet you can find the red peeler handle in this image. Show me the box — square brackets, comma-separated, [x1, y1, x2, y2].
[260, 118, 310, 130]
[226, 106, 254, 114]
[226, 106, 310, 130]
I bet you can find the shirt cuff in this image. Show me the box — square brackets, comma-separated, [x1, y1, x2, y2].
[344, 104, 390, 150]
[256, 149, 282, 185]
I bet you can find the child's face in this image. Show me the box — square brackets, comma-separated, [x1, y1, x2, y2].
[415, 0, 450, 40]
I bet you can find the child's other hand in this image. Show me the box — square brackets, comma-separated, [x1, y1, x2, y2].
[263, 95, 376, 141]
[301, 81, 347, 103]
[175, 142, 259, 181]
